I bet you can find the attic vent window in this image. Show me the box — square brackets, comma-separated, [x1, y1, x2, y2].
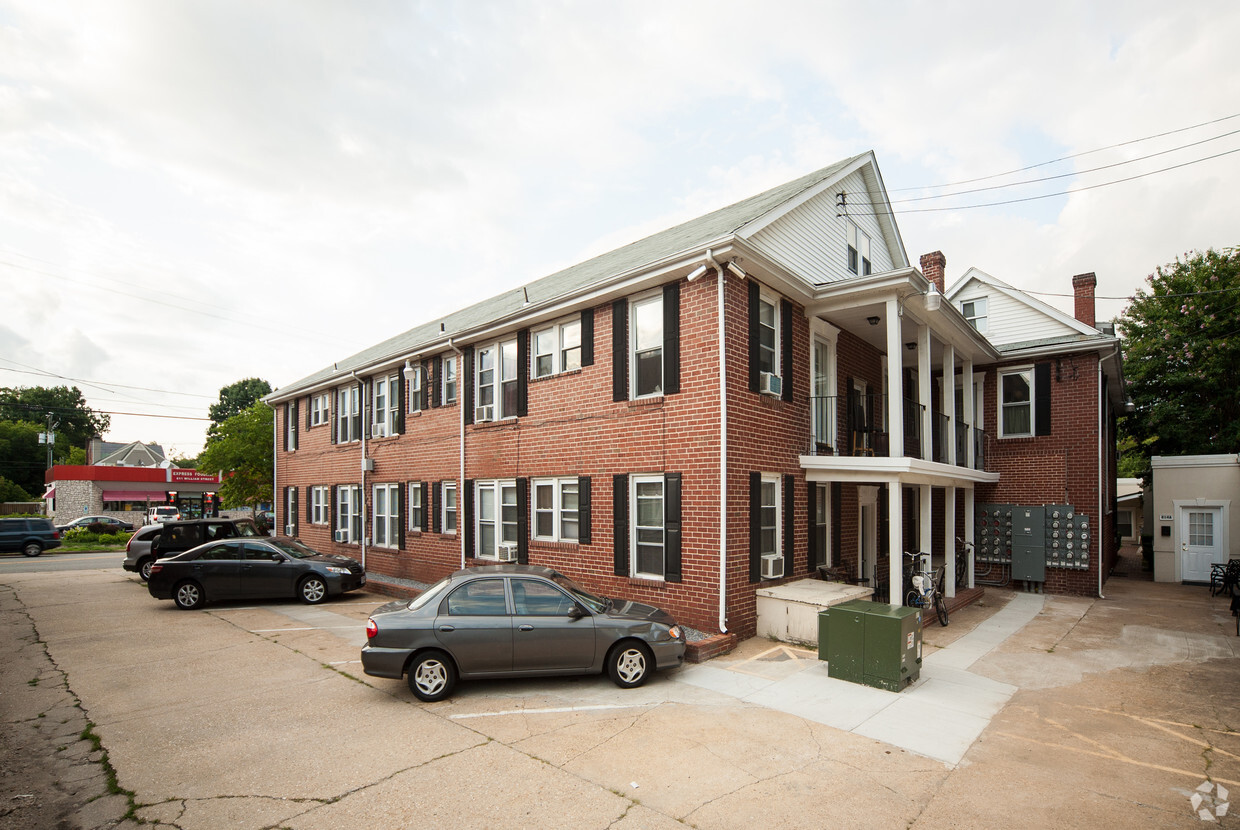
[961, 297, 988, 333]
[846, 220, 871, 276]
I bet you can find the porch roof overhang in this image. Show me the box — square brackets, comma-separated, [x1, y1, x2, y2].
[799, 454, 1000, 488]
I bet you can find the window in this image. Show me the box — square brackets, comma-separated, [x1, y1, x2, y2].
[757, 294, 779, 376]
[511, 579, 576, 616]
[632, 475, 665, 578]
[847, 220, 871, 276]
[408, 482, 425, 532]
[961, 297, 988, 333]
[1000, 369, 1033, 437]
[631, 294, 663, 398]
[407, 364, 427, 412]
[372, 375, 398, 436]
[284, 487, 298, 535]
[285, 402, 298, 451]
[445, 579, 507, 616]
[310, 394, 330, 426]
[532, 478, 579, 542]
[442, 356, 457, 404]
[475, 480, 518, 559]
[811, 336, 834, 450]
[475, 338, 519, 419]
[310, 486, 330, 525]
[812, 484, 829, 567]
[759, 474, 781, 564]
[335, 485, 362, 543]
[533, 318, 582, 378]
[373, 483, 400, 548]
[442, 481, 457, 534]
[336, 385, 361, 443]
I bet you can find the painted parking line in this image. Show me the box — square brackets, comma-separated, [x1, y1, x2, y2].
[450, 703, 658, 720]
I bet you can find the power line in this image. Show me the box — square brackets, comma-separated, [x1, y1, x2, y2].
[0, 359, 214, 399]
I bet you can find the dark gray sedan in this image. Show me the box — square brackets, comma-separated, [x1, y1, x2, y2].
[147, 537, 366, 609]
[362, 565, 686, 701]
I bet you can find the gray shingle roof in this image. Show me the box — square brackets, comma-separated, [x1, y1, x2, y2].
[272, 154, 866, 400]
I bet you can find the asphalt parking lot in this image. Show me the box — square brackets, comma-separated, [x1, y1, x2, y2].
[2, 551, 1238, 829]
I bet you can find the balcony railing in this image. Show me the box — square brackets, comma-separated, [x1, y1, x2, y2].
[807, 395, 990, 471]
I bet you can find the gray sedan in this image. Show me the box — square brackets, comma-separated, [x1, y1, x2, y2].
[362, 565, 686, 701]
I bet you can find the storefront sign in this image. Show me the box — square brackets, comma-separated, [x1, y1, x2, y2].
[169, 469, 220, 484]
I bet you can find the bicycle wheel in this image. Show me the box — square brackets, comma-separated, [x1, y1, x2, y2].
[935, 593, 949, 627]
[905, 590, 920, 609]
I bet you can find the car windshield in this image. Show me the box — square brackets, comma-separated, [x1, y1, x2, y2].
[407, 576, 452, 612]
[551, 573, 608, 613]
[266, 539, 320, 559]
[234, 522, 260, 537]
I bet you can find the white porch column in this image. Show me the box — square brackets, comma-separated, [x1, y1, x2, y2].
[919, 483, 932, 560]
[887, 481, 903, 605]
[964, 358, 975, 469]
[943, 343, 956, 466]
[945, 486, 957, 598]
[964, 487, 976, 588]
[886, 298, 903, 458]
[918, 324, 932, 461]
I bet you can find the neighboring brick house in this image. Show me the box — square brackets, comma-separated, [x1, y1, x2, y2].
[267, 151, 1123, 639]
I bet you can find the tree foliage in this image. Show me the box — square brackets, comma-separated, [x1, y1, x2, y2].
[208, 378, 272, 438]
[0, 386, 110, 460]
[0, 420, 45, 497]
[197, 401, 273, 510]
[1118, 247, 1240, 478]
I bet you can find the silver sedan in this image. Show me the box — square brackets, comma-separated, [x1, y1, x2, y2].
[362, 565, 686, 701]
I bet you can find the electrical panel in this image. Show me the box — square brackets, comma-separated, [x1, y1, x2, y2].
[975, 503, 1091, 578]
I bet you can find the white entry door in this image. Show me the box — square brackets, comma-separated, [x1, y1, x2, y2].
[1181, 507, 1224, 582]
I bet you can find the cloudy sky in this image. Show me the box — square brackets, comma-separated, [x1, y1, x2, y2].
[3, 1, 1238, 459]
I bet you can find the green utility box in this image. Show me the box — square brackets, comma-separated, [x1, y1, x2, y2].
[818, 600, 922, 692]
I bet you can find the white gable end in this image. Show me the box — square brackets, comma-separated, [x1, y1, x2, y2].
[951, 269, 1094, 349]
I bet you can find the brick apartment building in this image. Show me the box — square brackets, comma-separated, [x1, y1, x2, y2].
[267, 151, 1124, 638]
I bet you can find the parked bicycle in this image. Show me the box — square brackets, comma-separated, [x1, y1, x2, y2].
[955, 537, 974, 590]
[904, 551, 949, 626]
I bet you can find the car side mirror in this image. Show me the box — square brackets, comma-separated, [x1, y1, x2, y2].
[568, 604, 588, 620]
[271, 553, 284, 562]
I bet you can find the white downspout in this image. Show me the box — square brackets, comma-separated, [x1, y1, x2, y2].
[705, 249, 728, 634]
[448, 338, 466, 569]
[1097, 356, 1107, 599]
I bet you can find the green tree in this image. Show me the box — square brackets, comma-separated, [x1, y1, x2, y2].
[1118, 247, 1240, 479]
[0, 475, 32, 502]
[0, 386, 110, 462]
[197, 401, 273, 510]
[208, 378, 272, 438]
[0, 420, 44, 496]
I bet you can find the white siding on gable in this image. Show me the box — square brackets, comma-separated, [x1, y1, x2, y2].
[747, 169, 896, 285]
[954, 280, 1080, 347]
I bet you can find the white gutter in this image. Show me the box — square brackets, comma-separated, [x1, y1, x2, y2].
[447, 338, 466, 569]
[704, 249, 729, 634]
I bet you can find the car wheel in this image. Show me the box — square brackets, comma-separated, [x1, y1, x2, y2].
[173, 581, 204, 610]
[138, 558, 156, 581]
[22, 542, 42, 557]
[299, 575, 328, 605]
[407, 651, 456, 702]
[607, 641, 652, 689]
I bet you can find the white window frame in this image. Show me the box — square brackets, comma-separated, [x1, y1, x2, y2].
[532, 477, 580, 543]
[631, 474, 665, 580]
[757, 292, 780, 377]
[759, 474, 782, 564]
[475, 480, 518, 559]
[310, 486, 330, 525]
[846, 219, 871, 276]
[533, 317, 583, 379]
[372, 483, 400, 548]
[310, 393, 330, 426]
[810, 321, 839, 450]
[285, 402, 297, 450]
[336, 385, 360, 443]
[407, 481, 424, 531]
[998, 367, 1034, 438]
[336, 485, 362, 544]
[373, 374, 398, 435]
[442, 481, 457, 534]
[961, 297, 988, 333]
[442, 356, 457, 404]
[406, 364, 425, 413]
[630, 293, 664, 399]
[475, 338, 519, 419]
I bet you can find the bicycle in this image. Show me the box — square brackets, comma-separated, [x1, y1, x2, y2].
[904, 551, 949, 627]
[955, 537, 974, 590]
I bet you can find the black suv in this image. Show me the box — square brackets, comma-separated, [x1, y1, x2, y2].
[123, 518, 262, 579]
[0, 518, 62, 557]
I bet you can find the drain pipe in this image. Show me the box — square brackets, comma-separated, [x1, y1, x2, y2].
[447, 338, 466, 569]
[704, 249, 729, 634]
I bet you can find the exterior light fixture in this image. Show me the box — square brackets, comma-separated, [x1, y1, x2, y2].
[867, 316, 880, 326]
[905, 342, 917, 351]
[686, 264, 708, 281]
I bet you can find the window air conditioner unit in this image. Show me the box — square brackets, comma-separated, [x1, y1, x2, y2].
[284, 525, 295, 536]
[761, 553, 785, 580]
[475, 404, 495, 423]
[372, 423, 388, 438]
[496, 543, 518, 562]
[334, 530, 349, 543]
[760, 372, 782, 397]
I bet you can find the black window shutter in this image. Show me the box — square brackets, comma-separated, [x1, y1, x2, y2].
[612, 299, 628, 402]
[352, 382, 364, 442]
[749, 472, 762, 583]
[305, 395, 312, 430]
[517, 329, 529, 417]
[831, 482, 842, 568]
[783, 473, 795, 567]
[292, 401, 299, 449]
[331, 393, 338, 444]
[578, 476, 592, 545]
[613, 474, 629, 576]
[282, 486, 289, 529]
[581, 308, 594, 367]
[1034, 362, 1052, 436]
[664, 472, 682, 582]
[431, 357, 442, 409]
[305, 485, 313, 524]
[398, 484, 406, 550]
[516, 477, 529, 564]
[663, 282, 680, 396]
[421, 359, 433, 411]
[463, 347, 475, 425]
[463, 480, 475, 556]
[807, 482, 818, 571]
[748, 281, 761, 392]
[416, 482, 427, 532]
[780, 298, 793, 402]
[431, 481, 441, 534]
[330, 485, 338, 534]
[395, 373, 406, 435]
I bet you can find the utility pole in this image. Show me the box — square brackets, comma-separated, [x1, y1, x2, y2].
[41, 412, 58, 470]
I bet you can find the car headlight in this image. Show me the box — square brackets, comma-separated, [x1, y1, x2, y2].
[667, 625, 682, 641]
[325, 566, 351, 575]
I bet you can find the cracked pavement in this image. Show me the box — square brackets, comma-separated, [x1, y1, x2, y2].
[1, 553, 1238, 829]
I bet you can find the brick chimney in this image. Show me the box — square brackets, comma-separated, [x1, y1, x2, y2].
[87, 435, 103, 466]
[1072, 272, 1097, 328]
[920, 251, 946, 294]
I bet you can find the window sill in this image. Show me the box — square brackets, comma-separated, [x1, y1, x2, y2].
[531, 539, 579, 551]
[628, 395, 665, 408]
[625, 575, 668, 589]
[531, 368, 583, 384]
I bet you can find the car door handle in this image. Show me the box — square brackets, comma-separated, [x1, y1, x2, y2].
[438, 625, 455, 632]
[518, 624, 534, 632]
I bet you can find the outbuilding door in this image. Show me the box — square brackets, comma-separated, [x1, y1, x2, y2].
[1180, 507, 1224, 582]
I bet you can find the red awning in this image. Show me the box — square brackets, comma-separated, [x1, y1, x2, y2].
[42, 486, 55, 499]
[101, 490, 165, 502]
